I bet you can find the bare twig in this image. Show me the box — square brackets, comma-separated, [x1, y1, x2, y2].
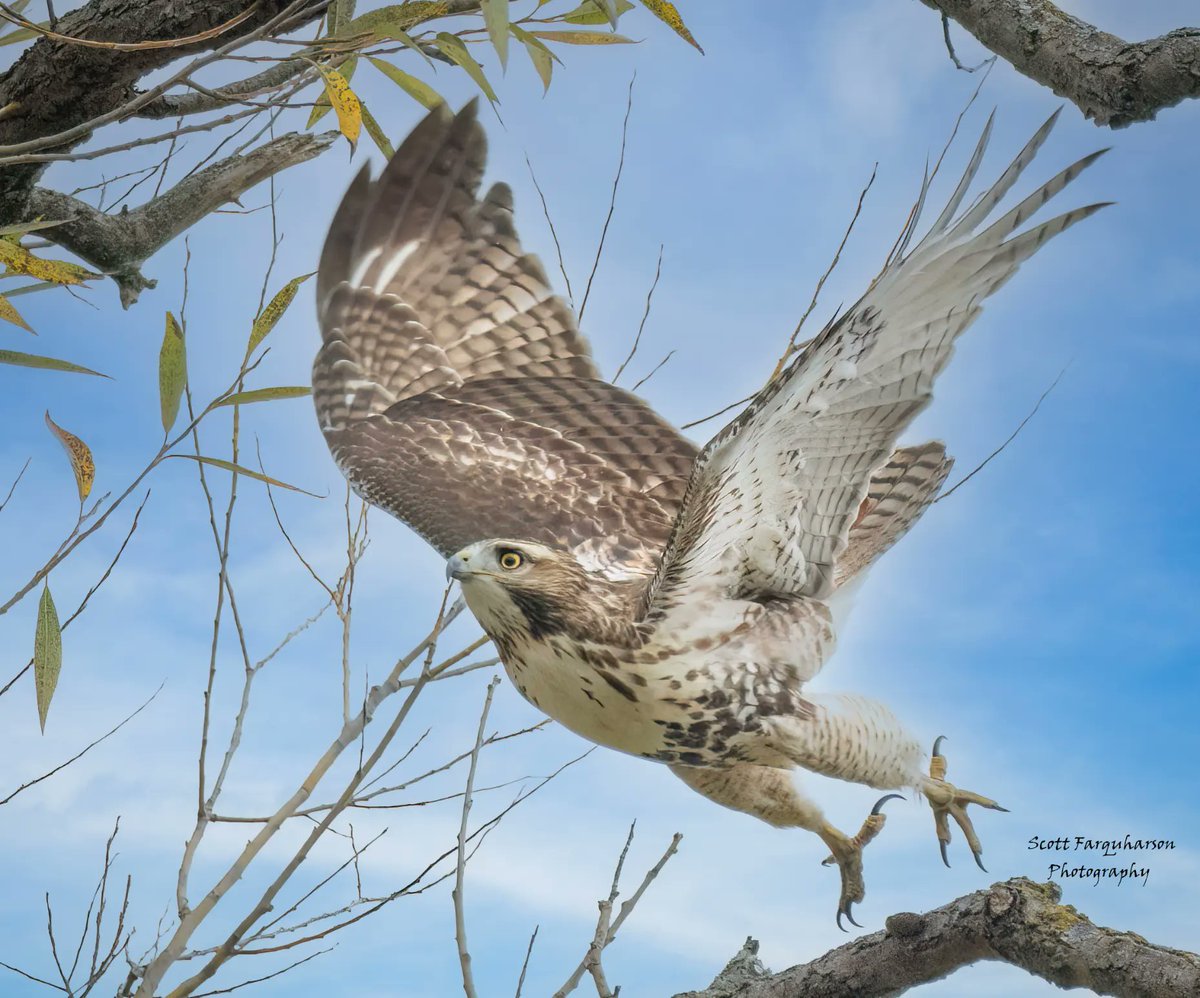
[556, 830, 683, 997]
[939, 13, 990, 73]
[452, 677, 500, 998]
[578, 73, 635, 324]
[525, 153, 574, 304]
[515, 925, 539, 998]
[613, 244, 663, 386]
[936, 367, 1068, 504]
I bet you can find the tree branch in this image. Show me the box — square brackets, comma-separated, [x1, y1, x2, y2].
[677, 877, 1200, 997]
[922, 0, 1200, 127]
[24, 129, 337, 306]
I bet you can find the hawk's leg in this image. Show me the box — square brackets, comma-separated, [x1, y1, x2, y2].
[670, 763, 900, 929]
[924, 736, 1009, 871]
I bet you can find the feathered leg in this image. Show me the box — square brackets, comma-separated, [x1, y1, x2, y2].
[772, 692, 1008, 872]
[670, 762, 899, 929]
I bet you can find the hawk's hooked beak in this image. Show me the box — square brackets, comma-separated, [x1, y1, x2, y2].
[446, 551, 471, 582]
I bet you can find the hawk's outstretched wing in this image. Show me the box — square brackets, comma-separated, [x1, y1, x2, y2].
[646, 110, 1106, 615]
[313, 101, 697, 576]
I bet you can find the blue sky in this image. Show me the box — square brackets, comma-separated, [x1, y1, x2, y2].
[2, 1, 1198, 996]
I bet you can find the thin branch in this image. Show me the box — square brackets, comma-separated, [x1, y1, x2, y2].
[452, 677, 500, 998]
[0, 456, 30, 513]
[936, 366, 1067, 505]
[578, 72, 634, 324]
[525, 153, 574, 304]
[612, 244, 663, 385]
[515, 925, 539, 998]
[939, 13, 989, 73]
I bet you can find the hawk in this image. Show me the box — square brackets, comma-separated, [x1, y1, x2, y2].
[313, 101, 1105, 925]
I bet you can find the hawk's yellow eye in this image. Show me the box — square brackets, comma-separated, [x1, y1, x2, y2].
[498, 550, 524, 571]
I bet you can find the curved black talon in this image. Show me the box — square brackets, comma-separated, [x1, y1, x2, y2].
[932, 735, 947, 758]
[940, 839, 951, 868]
[836, 902, 862, 932]
[871, 793, 905, 815]
[994, 804, 1011, 813]
[973, 851, 988, 873]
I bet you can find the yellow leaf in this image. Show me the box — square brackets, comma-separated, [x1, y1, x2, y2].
[531, 29, 637, 44]
[159, 311, 187, 433]
[0, 293, 32, 331]
[44, 411, 95, 503]
[313, 62, 362, 150]
[308, 55, 358, 128]
[367, 57, 445, 110]
[637, 0, 703, 52]
[34, 582, 62, 733]
[0, 240, 99, 285]
[510, 24, 559, 92]
[247, 272, 314, 357]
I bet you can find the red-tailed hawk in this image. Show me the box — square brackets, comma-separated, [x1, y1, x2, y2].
[313, 101, 1104, 926]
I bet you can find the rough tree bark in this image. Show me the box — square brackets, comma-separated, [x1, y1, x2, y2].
[923, 0, 1200, 127]
[677, 878, 1200, 998]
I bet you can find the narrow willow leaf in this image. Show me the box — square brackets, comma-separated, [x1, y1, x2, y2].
[531, 29, 637, 44]
[169, 455, 321, 497]
[433, 33, 498, 102]
[308, 55, 358, 128]
[327, 0, 357, 34]
[332, 9, 432, 64]
[213, 386, 312, 408]
[0, 241, 99, 285]
[247, 272, 314, 357]
[561, 0, 634, 25]
[0, 349, 106, 377]
[481, 0, 509, 67]
[44, 411, 95, 503]
[510, 24, 558, 92]
[638, 0, 703, 52]
[313, 62, 362, 150]
[0, 218, 69, 238]
[0, 293, 32, 331]
[34, 583, 62, 733]
[367, 57, 444, 109]
[0, 281, 57, 298]
[0, 24, 42, 46]
[360, 101, 395, 159]
[159, 311, 186, 433]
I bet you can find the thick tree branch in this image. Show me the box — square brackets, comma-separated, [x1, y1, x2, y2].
[0, 0, 327, 212]
[678, 878, 1200, 998]
[25, 130, 337, 306]
[923, 0, 1200, 127]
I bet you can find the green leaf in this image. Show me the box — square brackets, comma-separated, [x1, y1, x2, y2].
[33, 582, 62, 733]
[561, 0, 634, 25]
[368, 57, 445, 110]
[247, 272, 314, 357]
[213, 386, 312, 408]
[331, 10, 432, 64]
[360, 101, 395, 159]
[510, 24, 558, 92]
[481, 0, 509, 67]
[0, 218, 69, 239]
[327, 0, 357, 35]
[0, 349, 107, 377]
[159, 311, 186, 433]
[637, 0, 703, 52]
[531, 29, 637, 45]
[433, 33, 498, 103]
[0, 281, 57, 298]
[169, 455, 321, 497]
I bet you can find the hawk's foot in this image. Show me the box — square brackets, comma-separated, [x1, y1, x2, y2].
[923, 736, 1009, 871]
[818, 793, 904, 931]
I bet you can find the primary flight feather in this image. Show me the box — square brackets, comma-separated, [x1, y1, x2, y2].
[313, 100, 1105, 926]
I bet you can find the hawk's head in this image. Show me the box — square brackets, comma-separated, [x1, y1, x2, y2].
[447, 539, 592, 644]
[446, 539, 642, 653]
